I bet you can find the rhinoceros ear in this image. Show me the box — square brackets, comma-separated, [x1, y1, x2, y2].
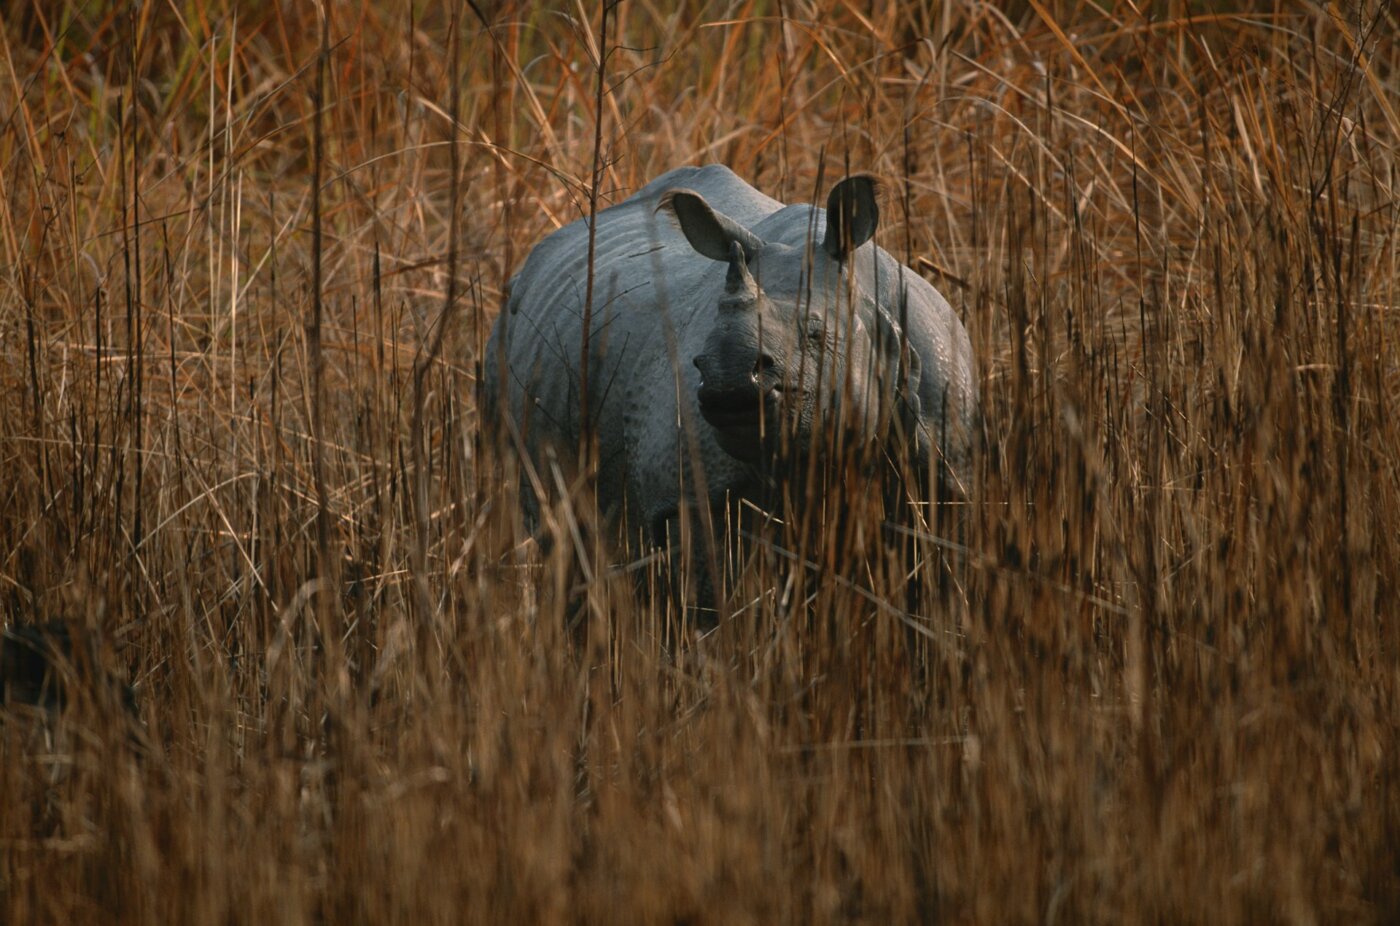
[657, 189, 765, 263]
[823, 175, 880, 261]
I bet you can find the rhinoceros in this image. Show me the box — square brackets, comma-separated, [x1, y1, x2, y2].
[483, 164, 975, 562]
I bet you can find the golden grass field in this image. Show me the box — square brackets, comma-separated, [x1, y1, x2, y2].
[1, 1, 1398, 922]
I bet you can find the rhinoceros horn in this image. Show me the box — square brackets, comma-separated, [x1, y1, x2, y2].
[723, 240, 758, 301]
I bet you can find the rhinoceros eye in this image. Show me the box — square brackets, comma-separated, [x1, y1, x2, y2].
[805, 315, 826, 343]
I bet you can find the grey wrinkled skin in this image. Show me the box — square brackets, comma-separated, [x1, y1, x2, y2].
[483, 164, 976, 554]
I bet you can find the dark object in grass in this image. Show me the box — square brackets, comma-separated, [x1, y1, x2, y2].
[1, 621, 138, 720]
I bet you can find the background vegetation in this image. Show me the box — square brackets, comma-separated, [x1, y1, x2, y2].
[2, 1, 1397, 922]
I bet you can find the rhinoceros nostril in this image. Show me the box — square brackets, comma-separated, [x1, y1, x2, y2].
[752, 352, 776, 378]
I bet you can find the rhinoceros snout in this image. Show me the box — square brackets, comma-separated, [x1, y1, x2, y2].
[695, 380, 783, 455]
[693, 349, 788, 459]
[692, 348, 779, 388]
[695, 354, 764, 418]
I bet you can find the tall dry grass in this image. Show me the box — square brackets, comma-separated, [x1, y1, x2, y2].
[1, 1, 1397, 922]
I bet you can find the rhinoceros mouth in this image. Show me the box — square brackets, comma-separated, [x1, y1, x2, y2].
[697, 384, 784, 432]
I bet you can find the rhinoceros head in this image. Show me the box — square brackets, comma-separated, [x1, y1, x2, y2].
[660, 176, 923, 466]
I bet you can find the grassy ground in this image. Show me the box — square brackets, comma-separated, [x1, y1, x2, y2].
[1, 1, 1398, 922]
